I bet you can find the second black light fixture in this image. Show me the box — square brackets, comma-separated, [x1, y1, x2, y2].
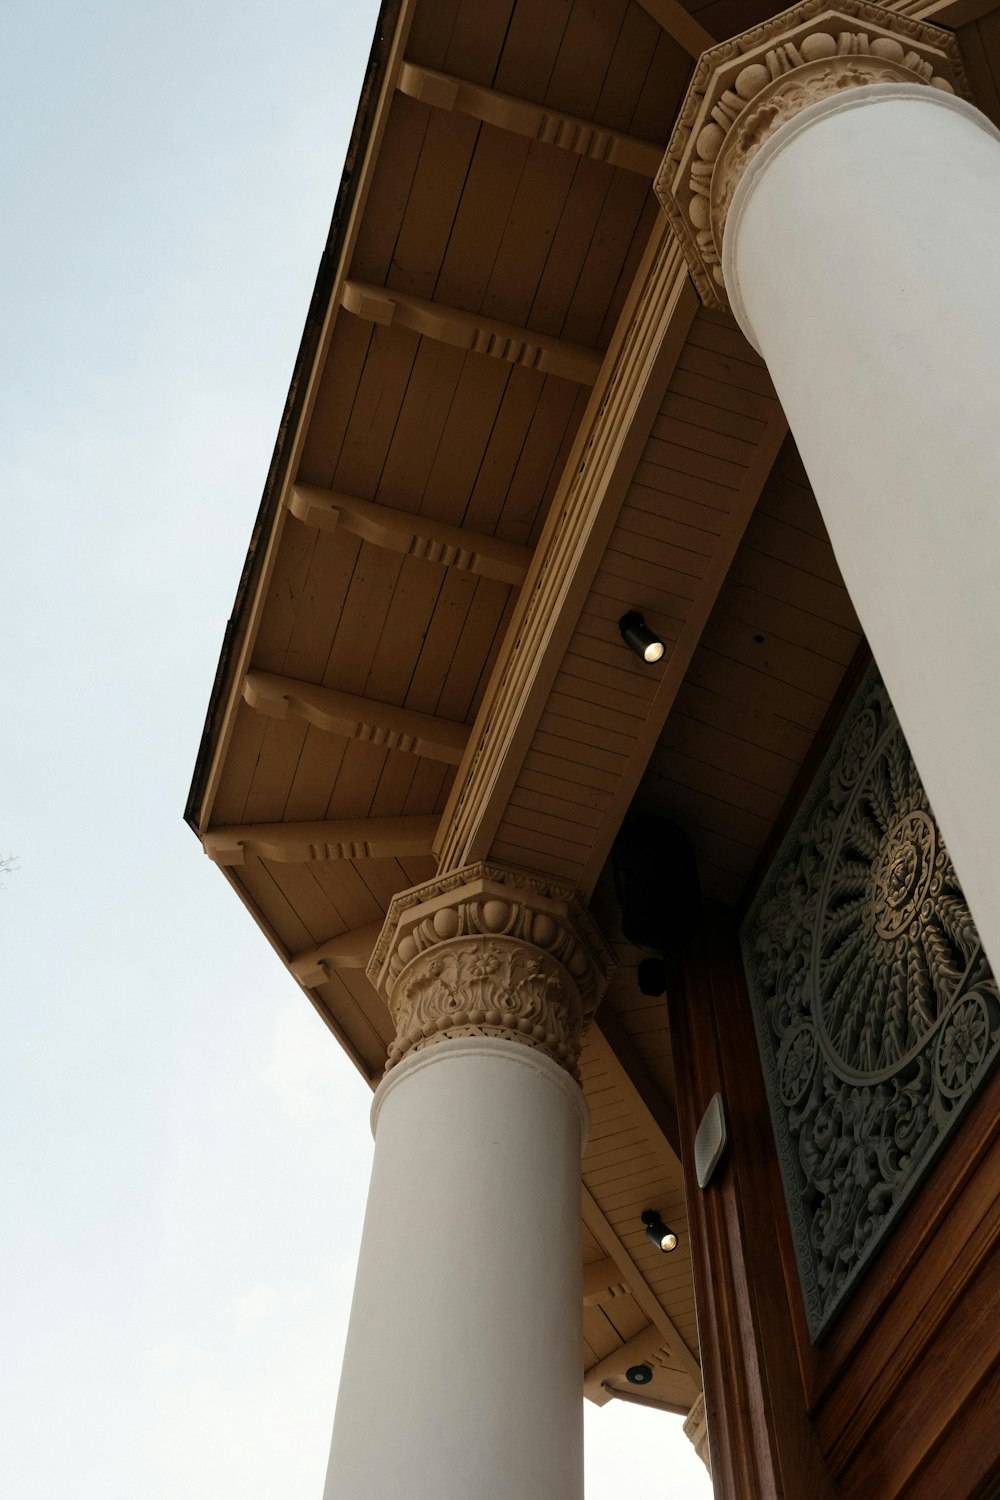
[618, 610, 665, 664]
[641, 1208, 678, 1253]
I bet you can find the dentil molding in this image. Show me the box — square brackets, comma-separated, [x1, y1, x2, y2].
[368, 862, 616, 1078]
[655, 0, 968, 310]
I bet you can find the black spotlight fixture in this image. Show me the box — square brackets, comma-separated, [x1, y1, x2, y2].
[618, 610, 664, 664]
[642, 1208, 678, 1253]
[626, 1363, 654, 1386]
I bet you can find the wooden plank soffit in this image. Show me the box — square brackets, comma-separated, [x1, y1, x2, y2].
[578, 401, 788, 896]
[435, 228, 698, 872]
[289, 483, 531, 584]
[581, 1183, 702, 1384]
[189, 0, 420, 833]
[203, 815, 439, 865]
[635, 0, 715, 58]
[340, 279, 602, 385]
[397, 61, 665, 176]
[589, 1009, 683, 1166]
[290, 921, 385, 986]
[243, 669, 471, 765]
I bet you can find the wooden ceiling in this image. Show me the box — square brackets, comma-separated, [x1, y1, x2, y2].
[187, 0, 1000, 1424]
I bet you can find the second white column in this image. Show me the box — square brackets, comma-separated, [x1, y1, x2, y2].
[322, 863, 614, 1500]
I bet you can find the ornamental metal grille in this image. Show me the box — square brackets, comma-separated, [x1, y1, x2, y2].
[741, 667, 1000, 1340]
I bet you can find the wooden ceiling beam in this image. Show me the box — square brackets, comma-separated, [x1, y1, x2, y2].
[581, 1184, 701, 1384]
[582, 1255, 629, 1307]
[397, 61, 664, 176]
[290, 922, 385, 986]
[243, 670, 470, 765]
[340, 280, 602, 385]
[584, 1320, 694, 1406]
[289, 484, 530, 585]
[634, 0, 715, 59]
[203, 815, 439, 866]
[585, 1323, 665, 1406]
[596, 1384, 690, 1416]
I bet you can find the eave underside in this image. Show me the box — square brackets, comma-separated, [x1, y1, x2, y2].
[186, 0, 1000, 1418]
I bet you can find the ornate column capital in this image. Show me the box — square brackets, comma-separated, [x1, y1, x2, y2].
[367, 862, 616, 1078]
[655, 0, 968, 310]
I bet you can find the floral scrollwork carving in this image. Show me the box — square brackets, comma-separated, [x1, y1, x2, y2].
[368, 862, 616, 1078]
[654, 0, 968, 310]
[742, 668, 1000, 1338]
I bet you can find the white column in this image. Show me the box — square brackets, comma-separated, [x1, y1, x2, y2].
[722, 83, 1000, 969]
[324, 1038, 588, 1500]
[322, 863, 613, 1500]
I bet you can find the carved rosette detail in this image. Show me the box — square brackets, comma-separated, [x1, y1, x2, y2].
[654, 0, 968, 309]
[742, 669, 1000, 1338]
[368, 863, 615, 1078]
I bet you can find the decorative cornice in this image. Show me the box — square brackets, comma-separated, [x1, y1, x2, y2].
[655, 0, 968, 310]
[367, 862, 616, 1077]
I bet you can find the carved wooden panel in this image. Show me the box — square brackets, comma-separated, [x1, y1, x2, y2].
[742, 667, 1000, 1338]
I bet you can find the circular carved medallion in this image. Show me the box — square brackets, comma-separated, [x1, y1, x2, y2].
[814, 734, 962, 1083]
[871, 810, 936, 939]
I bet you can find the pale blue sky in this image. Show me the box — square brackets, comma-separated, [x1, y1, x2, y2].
[0, 4, 711, 1495]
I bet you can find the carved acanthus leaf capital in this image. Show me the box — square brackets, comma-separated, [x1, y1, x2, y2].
[368, 862, 616, 1077]
[655, 0, 968, 310]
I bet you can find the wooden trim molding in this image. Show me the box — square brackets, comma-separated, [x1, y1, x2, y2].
[340, 280, 603, 384]
[397, 61, 665, 175]
[243, 670, 471, 764]
[668, 931, 838, 1500]
[288, 484, 531, 584]
[890, 0, 1000, 24]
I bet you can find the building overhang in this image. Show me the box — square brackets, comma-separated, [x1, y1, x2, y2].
[186, 0, 996, 1417]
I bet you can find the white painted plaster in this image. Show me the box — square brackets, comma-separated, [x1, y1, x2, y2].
[723, 84, 1000, 974]
[323, 1038, 589, 1499]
